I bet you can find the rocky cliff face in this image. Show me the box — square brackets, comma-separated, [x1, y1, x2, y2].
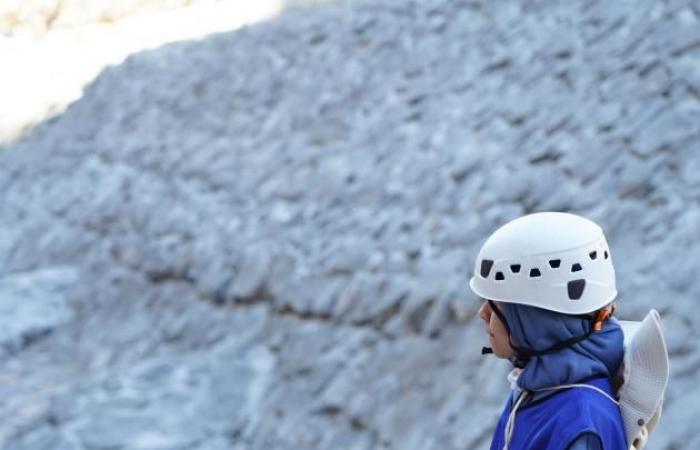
[1, 0, 698, 448]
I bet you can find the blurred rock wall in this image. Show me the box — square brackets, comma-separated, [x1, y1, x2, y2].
[0, 0, 699, 449]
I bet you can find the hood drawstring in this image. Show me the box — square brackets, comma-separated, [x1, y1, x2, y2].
[502, 368, 525, 450]
[503, 389, 529, 450]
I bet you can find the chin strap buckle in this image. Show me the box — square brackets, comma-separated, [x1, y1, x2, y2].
[593, 303, 617, 332]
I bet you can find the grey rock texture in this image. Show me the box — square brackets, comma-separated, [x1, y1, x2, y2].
[1, 0, 699, 449]
[0, 267, 77, 358]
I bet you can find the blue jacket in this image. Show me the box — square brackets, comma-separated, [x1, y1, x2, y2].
[489, 377, 627, 450]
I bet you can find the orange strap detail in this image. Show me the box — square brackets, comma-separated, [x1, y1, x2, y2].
[593, 303, 616, 332]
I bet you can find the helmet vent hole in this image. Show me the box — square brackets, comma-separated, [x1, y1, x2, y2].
[567, 279, 586, 300]
[548, 259, 561, 269]
[571, 263, 583, 272]
[510, 264, 521, 273]
[589, 251, 597, 260]
[495, 271, 505, 280]
[529, 268, 541, 278]
[604, 250, 609, 259]
[480, 259, 494, 278]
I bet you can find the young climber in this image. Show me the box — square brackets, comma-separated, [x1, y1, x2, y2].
[469, 211, 627, 450]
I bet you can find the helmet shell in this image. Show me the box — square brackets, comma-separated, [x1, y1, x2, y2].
[468, 212, 616, 314]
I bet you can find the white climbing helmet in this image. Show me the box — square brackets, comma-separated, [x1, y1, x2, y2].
[469, 211, 617, 314]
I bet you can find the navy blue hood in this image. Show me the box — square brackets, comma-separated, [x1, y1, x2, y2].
[502, 302, 624, 391]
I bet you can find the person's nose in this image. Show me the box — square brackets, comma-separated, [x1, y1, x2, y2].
[478, 302, 491, 323]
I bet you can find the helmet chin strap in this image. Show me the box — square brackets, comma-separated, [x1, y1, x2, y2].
[481, 300, 614, 368]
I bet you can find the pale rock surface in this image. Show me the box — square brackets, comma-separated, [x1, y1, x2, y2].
[0, 0, 698, 449]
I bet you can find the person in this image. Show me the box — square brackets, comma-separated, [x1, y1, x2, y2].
[469, 211, 628, 450]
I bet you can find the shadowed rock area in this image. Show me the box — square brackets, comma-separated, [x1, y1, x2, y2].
[1, 0, 699, 448]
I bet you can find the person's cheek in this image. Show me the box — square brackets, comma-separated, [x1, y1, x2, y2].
[488, 317, 497, 337]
